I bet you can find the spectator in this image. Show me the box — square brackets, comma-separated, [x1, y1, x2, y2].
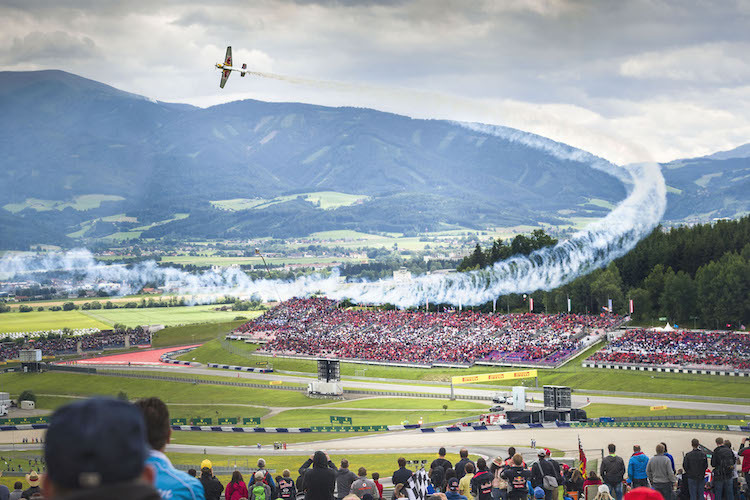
[10, 481, 23, 500]
[738, 438, 750, 495]
[565, 470, 584, 499]
[456, 449, 475, 481]
[301, 451, 337, 500]
[187, 470, 197, 478]
[250, 471, 272, 500]
[22, 471, 42, 500]
[249, 459, 277, 498]
[594, 485, 614, 500]
[278, 469, 297, 500]
[392, 459, 413, 490]
[431, 448, 453, 493]
[583, 472, 603, 490]
[646, 443, 676, 500]
[135, 397, 205, 500]
[660, 444, 676, 473]
[459, 463, 475, 500]
[629, 446, 650, 488]
[371, 473, 383, 499]
[532, 450, 561, 500]
[0, 475, 8, 500]
[336, 460, 358, 500]
[533, 488, 546, 500]
[683, 439, 708, 500]
[470, 458, 493, 500]
[351, 468, 378, 499]
[39, 397, 160, 500]
[712, 438, 736, 500]
[502, 454, 532, 500]
[226, 471, 250, 500]
[601, 444, 626, 500]
[446, 478, 467, 500]
[199, 459, 224, 500]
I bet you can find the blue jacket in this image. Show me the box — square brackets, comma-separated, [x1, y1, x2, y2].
[446, 492, 468, 500]
[147, 450, 206, 500]
[628, 452, 650, 481]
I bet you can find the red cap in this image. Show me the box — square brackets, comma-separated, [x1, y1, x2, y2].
[624, 488, 664, 500]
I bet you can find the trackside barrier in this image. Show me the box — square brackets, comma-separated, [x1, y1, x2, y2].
[169, 424, 423, 433]
[581, 361, 750, 377]
[206, 362, 273, 373]
[419, 422, 750, 433]
[159, 347, 201, 367]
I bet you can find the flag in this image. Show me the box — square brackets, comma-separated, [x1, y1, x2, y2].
[578, 436, 587, 474]
[529, 298, 534, 312]
[607, 298, 613, 312]
[567, 297, 571, 313]
[629, 299, 634, 314]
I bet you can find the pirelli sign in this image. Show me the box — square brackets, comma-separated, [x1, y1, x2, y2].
[452, 369, 538, 385]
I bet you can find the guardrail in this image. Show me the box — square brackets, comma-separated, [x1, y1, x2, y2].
[581, 361, 750, 377]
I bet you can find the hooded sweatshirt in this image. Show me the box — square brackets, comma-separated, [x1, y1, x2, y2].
[305, 451, 338, 500]
[628, 452, 650, 481]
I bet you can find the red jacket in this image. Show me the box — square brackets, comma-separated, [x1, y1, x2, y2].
[739, 446, 750, 473]
[226, 480, 249, 500]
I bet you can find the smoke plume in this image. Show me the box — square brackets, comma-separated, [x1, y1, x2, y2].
[0, 125, 666, 308]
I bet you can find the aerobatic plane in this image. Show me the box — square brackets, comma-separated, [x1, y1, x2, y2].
[215, 46, 247, 88]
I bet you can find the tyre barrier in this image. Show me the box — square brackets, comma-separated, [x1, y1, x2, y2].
[0, 424, 49, 431]
[159, 347, 201, 367]
[581, 362, 750, 377]
[206, 362, 273, 373]
[170, 424, 422, 433]
[420, 422, 750, 433]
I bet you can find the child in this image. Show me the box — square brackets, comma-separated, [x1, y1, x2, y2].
[372, 472, 384, 499]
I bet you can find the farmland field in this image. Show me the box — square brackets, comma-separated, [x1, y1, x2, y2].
[81, 304, 253, 327]
[0, 310, 111, 334]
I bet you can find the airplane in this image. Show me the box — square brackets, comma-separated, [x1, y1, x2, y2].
[215, 46, 247, 88]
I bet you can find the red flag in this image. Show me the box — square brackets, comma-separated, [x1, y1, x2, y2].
[629, 299, 634, 314]
[578, 436, 587, 474]
[529, 298, 534, 312]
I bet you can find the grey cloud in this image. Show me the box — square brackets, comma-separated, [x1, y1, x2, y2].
[4, 31, 98, 64]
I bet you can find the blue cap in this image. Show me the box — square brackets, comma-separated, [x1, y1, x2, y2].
[448, 478, 460, 491]
[534, 487, 546, 499]
[45, 397, 149, 489]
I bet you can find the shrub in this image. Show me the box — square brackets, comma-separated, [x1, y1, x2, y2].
[18, 390, 36, 403]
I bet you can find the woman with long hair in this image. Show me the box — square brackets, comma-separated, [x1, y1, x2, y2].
[226, 470, 250, 500]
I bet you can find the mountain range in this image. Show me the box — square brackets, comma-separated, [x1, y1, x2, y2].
[0, 70, 747, 249]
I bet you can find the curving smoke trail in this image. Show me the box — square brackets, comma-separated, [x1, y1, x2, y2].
[0, 124, 666, 308]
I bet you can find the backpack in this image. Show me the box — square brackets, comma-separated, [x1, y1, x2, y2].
[475, 471, 494, 500]
[431, 465, 445, 489]
[278, 478, 294, 500]
[253, 484, 267, 500]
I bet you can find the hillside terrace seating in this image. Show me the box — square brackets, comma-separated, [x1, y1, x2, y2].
[588, 329, 750, 370]
[0, 330, 151, 361]
[230, 297, 622, 365]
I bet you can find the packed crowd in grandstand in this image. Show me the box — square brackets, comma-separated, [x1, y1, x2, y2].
[25, 395, 750, 500]
[232, 298, 623, 365]
[0, 329, 150, 361]
[588, 330, 750, 370]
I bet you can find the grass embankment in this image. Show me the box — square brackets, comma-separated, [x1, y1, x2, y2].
[321, 397, 488, 410]
[0, 306, 258, 334]
[150, 320, 249, 347]
[583, 403, 748, 424]
[181, 340, 750, 399]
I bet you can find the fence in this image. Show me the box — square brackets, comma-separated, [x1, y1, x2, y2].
[581, 361, 750, 377]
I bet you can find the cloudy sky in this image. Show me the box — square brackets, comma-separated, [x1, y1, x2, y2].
[2, 0, 749, 163]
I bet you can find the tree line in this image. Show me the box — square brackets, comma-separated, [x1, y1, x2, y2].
[452, 217, 750, 328]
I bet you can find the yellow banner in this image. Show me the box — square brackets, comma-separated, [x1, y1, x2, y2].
[452, 370, 538, 385]
[650, 405, 668, 411]
[269, 380, 283, 385]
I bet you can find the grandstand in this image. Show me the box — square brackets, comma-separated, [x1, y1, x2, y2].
[0, 329, 151, 361]
[229, 298, 623, 367]
[586, 329, 750, 372]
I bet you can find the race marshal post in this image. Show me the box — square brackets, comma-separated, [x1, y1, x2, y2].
[450, 369, 538, 400]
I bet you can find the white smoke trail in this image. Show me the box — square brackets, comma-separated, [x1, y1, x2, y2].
[0, 125, 666, 308]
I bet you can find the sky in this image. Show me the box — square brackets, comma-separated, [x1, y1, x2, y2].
[1, 0, 749, 164]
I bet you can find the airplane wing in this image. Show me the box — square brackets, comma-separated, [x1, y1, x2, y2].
[220, 69, 230, 88]
[225, 46, 232, 66]
[220, 46, 232, 88]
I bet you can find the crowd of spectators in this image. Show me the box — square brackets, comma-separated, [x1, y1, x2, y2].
[0, 329, 151, 361]
[588, 330, 750, 370]
[231, 298, 622, 365]
[25, 396, 750, 500]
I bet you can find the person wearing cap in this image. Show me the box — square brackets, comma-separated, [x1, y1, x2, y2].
[534, 487, 546, 500]
[594, 485, 614, 500]
[199, 459, 224, 500]
[249, 458, 277, 498]
[445, 478, 468, 500]
[135, 397, 205, 500]
[40, 397, 160, 500]
[250, 471, 272, 500]
[531, 450, 562, 500]
[22, 471, 41, 499]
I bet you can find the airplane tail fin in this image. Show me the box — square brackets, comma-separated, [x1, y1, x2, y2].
[241, 63, 247, 77]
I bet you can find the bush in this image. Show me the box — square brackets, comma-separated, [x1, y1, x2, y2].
[18, 390, 36, 403]
[18, 305, 33, 313]
[0, 303, 10, 313]
[124, 302, 137, 308]
[117, 391, 128, 401]
[50, 305, 62, 311]
[90, 301, 102, 310]
[37, 306, 44, 311]
[62, 302, 76, 311]
[233, 316, 247, 321]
